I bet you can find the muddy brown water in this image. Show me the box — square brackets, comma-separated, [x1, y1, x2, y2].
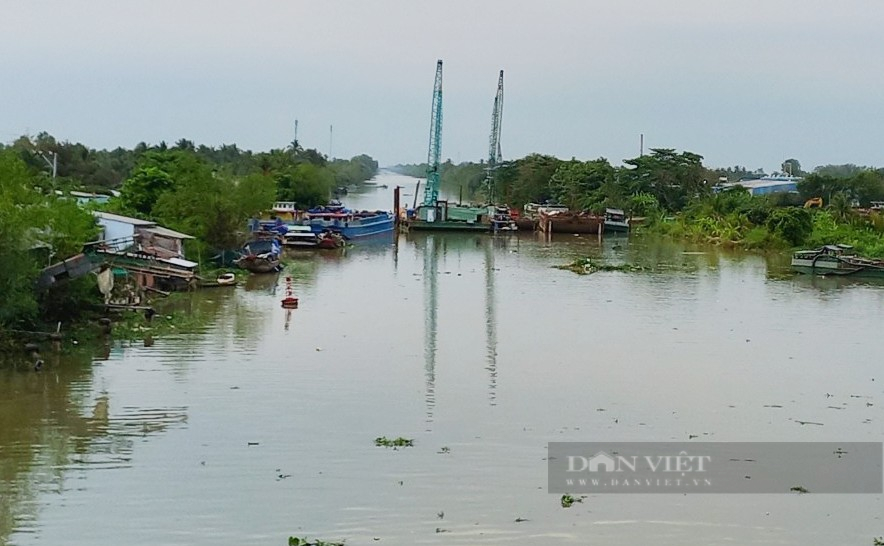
[2, 172, 883, 545]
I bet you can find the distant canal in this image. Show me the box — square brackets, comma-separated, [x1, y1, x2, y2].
[2, 171, 884, 545]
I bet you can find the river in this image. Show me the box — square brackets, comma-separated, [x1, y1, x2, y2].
[1, 171, 883, 545]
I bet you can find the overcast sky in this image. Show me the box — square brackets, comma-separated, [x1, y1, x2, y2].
[3, 0, 884, 171]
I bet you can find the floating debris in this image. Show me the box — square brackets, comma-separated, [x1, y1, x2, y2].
[374, 436, 414, 448]
[554, 257, 646, 275]
[288, 538, 344, 546]
[437, 446, 451, 454]
[560, 494, 585, 508]
[515, 517, 529, 523]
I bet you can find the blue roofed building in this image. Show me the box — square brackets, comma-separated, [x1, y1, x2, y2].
[715, 174, 801, 196]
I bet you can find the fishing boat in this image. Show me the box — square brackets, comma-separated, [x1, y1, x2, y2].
[791, 244, 884, 278]
[235, 234, 282, 273]
[603, 208, 630, 233]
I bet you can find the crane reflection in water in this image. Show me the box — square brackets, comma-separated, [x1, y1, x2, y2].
[413, 233, 501, 430]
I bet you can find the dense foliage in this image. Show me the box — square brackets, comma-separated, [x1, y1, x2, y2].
[392, 150, 884, 256]
[0, 134, 379, 331]
[0, 150, 99, 329]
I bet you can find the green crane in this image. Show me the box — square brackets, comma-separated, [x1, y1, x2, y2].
[422, 60, 444, 211]
[485, 70, 504, 204]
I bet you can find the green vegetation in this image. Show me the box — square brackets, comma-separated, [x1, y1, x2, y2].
[560, 494, 585, 508]
[393, 150, 884, 257]
[374, 436, 414, 448]
[555, 258, 646, 275]
[0, 150, 99, 331]
[0, 133, 379, 338]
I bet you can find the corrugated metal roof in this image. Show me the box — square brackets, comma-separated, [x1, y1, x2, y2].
[93, 211, 156, 226]
[140, 226, 195, 240]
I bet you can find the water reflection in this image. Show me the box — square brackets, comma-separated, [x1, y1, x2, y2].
[0, 352, 187, 544]
[484, 235, 498, 406]
[421, 234, 438, 429]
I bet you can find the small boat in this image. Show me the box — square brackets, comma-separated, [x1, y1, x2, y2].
[791, 244, 884, 278]
[316, 230, 345, 249]
[603, 208, 630, 233]
[283, 225, 320, 248]
[217, 273, 236, 285]
[236, 234, 282, 273]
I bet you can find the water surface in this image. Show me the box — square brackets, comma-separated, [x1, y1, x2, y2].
[2, 172, 883, 545]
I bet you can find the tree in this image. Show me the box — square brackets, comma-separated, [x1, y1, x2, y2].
[550, 158, 614, 210]
[781, 158, 803, 177]
[118, 164, 175, 216]
[766, 208, 812, 245]
[620, 149, 708, 211]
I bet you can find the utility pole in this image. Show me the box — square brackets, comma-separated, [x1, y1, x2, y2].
[39, 151, 57, 181]
[293, 119, 299, 149]
[329, 124, 334, 159]
[640, 134, 644, 157]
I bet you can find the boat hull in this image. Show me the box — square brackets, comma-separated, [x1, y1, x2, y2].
[514, 217, 536, 231]
[305, 213, 394, 239]
[603, 220, 630, 233]
[791, 246, 884, 278]
[236, 256, 280, 274]
[538, 213, 602, 234]
[792, 260, 884, 278]
[406, 220, 492, 232]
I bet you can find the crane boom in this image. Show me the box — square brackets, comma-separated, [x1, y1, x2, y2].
[423, 60, 443, 207]
[485, 70, 504, 203]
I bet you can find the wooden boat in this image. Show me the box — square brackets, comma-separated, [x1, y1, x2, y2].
[603, 208, 630, 233]
[236, 233, 282, 273]
[791, 244, 884, 278]
[538, 210, 603, 234]
[316, 230, 345, 249]
[236, 254, 281, 273]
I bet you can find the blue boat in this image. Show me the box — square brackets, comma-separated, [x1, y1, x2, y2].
[303, 206, 394, 239]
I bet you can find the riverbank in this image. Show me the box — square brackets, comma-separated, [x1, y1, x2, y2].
[638, 208, 884, 258]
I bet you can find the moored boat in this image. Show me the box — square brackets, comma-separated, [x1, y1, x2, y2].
[316, 230, 345, 249]
[236, 234, 282, 273]
[283, 225, 320, 248]
[538, 210, 603, 234]
[791, 244, 884, 278]
[304, 207, 394, 239]
[603, 208, 630, 233]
